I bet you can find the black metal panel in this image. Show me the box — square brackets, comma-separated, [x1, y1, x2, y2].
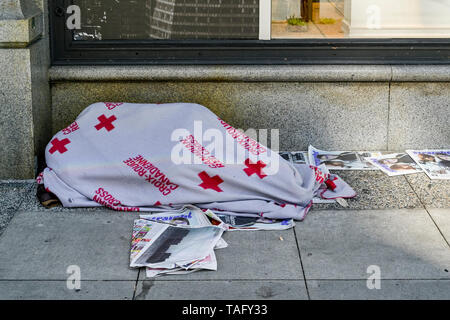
[49, 0, 450, 65]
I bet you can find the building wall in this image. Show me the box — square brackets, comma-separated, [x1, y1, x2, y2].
[0, 0, 51, 179]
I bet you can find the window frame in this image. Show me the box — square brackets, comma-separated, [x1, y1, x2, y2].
[49, 0, 450, 65]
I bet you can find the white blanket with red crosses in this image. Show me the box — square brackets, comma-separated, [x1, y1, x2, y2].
[38, 102, 356, 220]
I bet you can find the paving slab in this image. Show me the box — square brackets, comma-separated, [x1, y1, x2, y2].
[427, 208, 450, 245]
[312, 171, 422, 210]
[405, 173, 450, 208]
[308, 280, 450, 300]
[296, 209, 450, 280]
[0, 280, 135, 300]
[137, 229, 304, 281]
[0, 210, 140, 280]
[134, 280, 308, 300]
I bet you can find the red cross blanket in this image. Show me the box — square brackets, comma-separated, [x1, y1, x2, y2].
[38, 102, 356, 220]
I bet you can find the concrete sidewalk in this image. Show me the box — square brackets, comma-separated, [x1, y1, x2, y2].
[0, 172, 449, 300]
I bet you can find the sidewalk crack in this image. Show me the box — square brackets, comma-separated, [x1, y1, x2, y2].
[405, 177, 450, 248]
[293, 228, 311, 300]
[132, 268, 141, 300]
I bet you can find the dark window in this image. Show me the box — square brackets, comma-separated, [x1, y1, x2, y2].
[72, 0, 260, 40]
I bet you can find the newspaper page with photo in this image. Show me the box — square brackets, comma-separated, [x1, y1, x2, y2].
[140, 206, 213, 227]
[138, 206, 227, 277]
[200, 205, 299, 231]
[130, 220, 224, 269]
[308, 145, 382, 170]
[207, 213, 295, 231]
[406, 150, 450, 180]
[130, 219, 166, 264]
[279, 151, 309, 165]
[139, 206, 228, 248]
[367, 153, 422, 176]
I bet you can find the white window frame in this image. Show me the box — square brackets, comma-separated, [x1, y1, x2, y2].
[259, 0, 272, 40]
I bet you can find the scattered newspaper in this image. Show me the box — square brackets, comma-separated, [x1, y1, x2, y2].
[130, 219, 224, 269]
[206, 213, 295, 231]
[367, 153, 422, 176]
[133, 205, 300, 277]
[140, 206, 214, 227]
[308, 145, 382, 170]
[406, 150, 450, 180]
[139, 206, 228, 249]
[145, 251, 218, 278]
[136, 206, 228, 277]
[279, 151, 309, 165]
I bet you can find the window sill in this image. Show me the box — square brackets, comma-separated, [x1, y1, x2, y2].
[48, 65, 450, 82]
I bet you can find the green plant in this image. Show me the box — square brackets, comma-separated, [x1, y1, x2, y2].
[319, 17, 336, 24]
[286, 15, 306, 26]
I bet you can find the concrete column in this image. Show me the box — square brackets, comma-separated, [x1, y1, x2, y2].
[0, 0, 51, 179]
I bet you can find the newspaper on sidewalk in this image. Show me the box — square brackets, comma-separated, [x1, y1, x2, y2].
[367, 153, 422, 176]
[205, 212, 295, 231]
[279, 151, 309, 165]
[308, 145, 382, 170]
[144, 205, 297, 231]
[131, 207, 227, 278]
[130, 220, 224, 274]
[406, 149, 450, 180]
[145, 251, 219, 278]
[133, 205, 299, 277]
[139, 206, 228, 249]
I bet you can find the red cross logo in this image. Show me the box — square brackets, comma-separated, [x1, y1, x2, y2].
[49, 138, 71, 154]
[95, 114, 117, 132]
[243, 158, 267, 179]
[198, 171, 224, 192]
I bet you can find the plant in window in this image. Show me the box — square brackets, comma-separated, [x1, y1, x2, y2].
[319, 17, 336, 24]
[287, 15, 306, 26]
[286, 15, 308, 32]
